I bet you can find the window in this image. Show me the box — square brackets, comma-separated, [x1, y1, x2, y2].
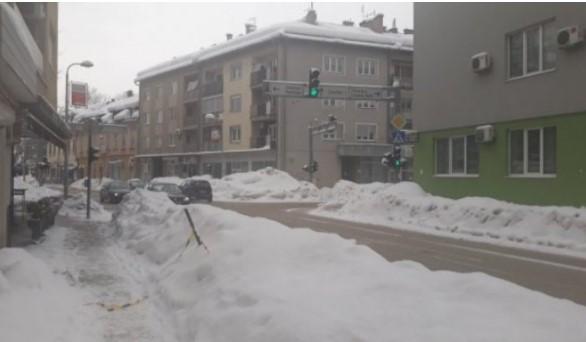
[394, 63, 413, 80]
[230, 95, 242, 112]
[144, 88, 150, 102]
[229, 125, 241, 143]
[230, 63, 242, 81]
[144, 112, 150, 125]
[157, 136, 163, 147]
[508, 21, 556, 79]
[157, 110, 163, 124]
[356, 124, 376, 141]
[158, 86, 164, 99]
[171, 81, 178, 95]
[168, 133, 176, 146]
[356, 101, 377, 110]
[323, 122, 344, 141]
[145, 137, 150, 149]
[169, 107, 175, 121]
[435, 135, 479, 175]
[357, 58, 377, 76]
[322, 98, 345, 109]
[323, 55, 345, 73]
[509, 127, 556, 175]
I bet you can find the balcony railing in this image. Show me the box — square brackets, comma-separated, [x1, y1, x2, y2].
[202, 80, 223, 97]
[250, 68, 267, 88]
[202, 141, 222, 151]
[251, 101, 276, 121]
[250, 135, 276, 149]
[184, 87, 200, 103]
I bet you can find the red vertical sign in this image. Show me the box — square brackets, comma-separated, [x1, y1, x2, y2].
[71, 82, 88, 107]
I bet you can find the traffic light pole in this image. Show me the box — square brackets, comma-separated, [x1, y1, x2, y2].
[308, 125, 314, 183]
[86, 120, 92, 219]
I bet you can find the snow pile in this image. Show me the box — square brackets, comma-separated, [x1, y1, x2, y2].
[112, 190, 586, 342]
[315, 181, 586, 253]
[197, 168, 320, 202]
[59, 194, 111, 222]
[13, 175, 61, 202]
[70, 177, 113, 191]
[0, 248, 96, 342]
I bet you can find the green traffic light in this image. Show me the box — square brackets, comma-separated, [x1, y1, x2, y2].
[394, 160, 401, 167]
[309, 87, 319, 97]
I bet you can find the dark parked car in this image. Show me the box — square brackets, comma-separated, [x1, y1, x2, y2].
[180, 179, 213, 203]
[128, 178, 146, 190]
[148, 182, 191, 205]
[99, 180, 131, 204]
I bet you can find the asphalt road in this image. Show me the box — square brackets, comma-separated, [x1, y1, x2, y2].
[214, 201, 586, 306]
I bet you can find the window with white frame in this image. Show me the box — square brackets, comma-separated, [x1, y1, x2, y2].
[356, 101, 377, 110]
[144, 112, 150, 125]
[157, 110, 163, 124]
[508, 20, 556, 79]
[357, 58, 377, 76]
[435, 135, 479, 175]
[202, 95, 223, 114]
[356, 123, 376, 141]
[230, 95, 242, 112]
[323, 122, 344, 141]
[230, 63, 242, 81]
[322, 98, 345, 109]
[229, 125, 241, 143]
[323, 55, 345, 73]
[171, 81, 178, 95]
[509, 127, 556, 175]
[144, 88, 151, 102]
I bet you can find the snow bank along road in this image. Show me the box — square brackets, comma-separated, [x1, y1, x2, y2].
[214, 202, 586, 306]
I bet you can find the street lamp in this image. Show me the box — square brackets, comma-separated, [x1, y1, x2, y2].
[63, 60, 93, 198]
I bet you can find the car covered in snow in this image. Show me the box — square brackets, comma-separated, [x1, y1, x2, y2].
[147, 182, 191, 205]
[99, 180, 131, 204]
[179, 179, 213, 203]
[128, 178, 146, 190]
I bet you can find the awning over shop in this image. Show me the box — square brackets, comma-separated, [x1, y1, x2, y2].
[24, 95, 71, 148]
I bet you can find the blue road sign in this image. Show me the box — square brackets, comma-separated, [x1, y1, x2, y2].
[392, 130, 407, 144]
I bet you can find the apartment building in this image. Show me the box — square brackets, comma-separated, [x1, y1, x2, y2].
[0, 3, 68, 247]
[413, 3, 586, 206]
[135, 11, 413, 186]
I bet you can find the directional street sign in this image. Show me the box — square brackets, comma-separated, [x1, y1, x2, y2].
[265, 80, 396, 101]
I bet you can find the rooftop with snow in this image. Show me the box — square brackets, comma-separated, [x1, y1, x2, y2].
[136, 11, 413, 82]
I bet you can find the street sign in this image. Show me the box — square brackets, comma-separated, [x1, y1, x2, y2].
[391, 114, 407, 129]
[71, 82, 89, 107]
[265, 80, 395, 101]
[392, 130, 407, 144]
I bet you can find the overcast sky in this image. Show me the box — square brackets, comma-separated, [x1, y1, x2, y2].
[58, 2, 413, 106]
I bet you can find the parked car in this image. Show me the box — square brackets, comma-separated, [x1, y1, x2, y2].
[128, 178, 146, 190]
[148, 182, 191, 205]
[180, 179, 213, 203]
[99, 180, 131, 204]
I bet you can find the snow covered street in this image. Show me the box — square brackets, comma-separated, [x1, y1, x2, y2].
[3, 190, 586, 341]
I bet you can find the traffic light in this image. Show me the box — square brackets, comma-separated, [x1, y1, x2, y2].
[392, 145, 402, 169]
[89, 146, 100, 162]
[303, 160, 319, 173]
[308, 67, 320, 97]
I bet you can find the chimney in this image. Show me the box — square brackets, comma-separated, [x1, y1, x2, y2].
[226, 33, 233, 40]
[304, 9, 317, 25]
[342, 19, 354, 27]
[359, 13, 384, 33]
[245, 23, 256, 34]
[403, 28, 413, 35]
[388, 18, 398, 33]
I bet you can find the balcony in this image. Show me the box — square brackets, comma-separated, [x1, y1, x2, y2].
[202, 141, 222, 151]
[250, 68, 267, 88]
[202, 80, 223, 97]
[251, 102, 276, 122]
[250, 135, 276, 149]
[184, 87, 200, 103]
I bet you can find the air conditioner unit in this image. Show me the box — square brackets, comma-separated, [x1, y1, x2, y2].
[557, 26, 584, 49]
[471, 52, 491, 73]
[475, 125, 495, 143]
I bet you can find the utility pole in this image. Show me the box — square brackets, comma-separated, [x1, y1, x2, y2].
[86, 121, 92, 219]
